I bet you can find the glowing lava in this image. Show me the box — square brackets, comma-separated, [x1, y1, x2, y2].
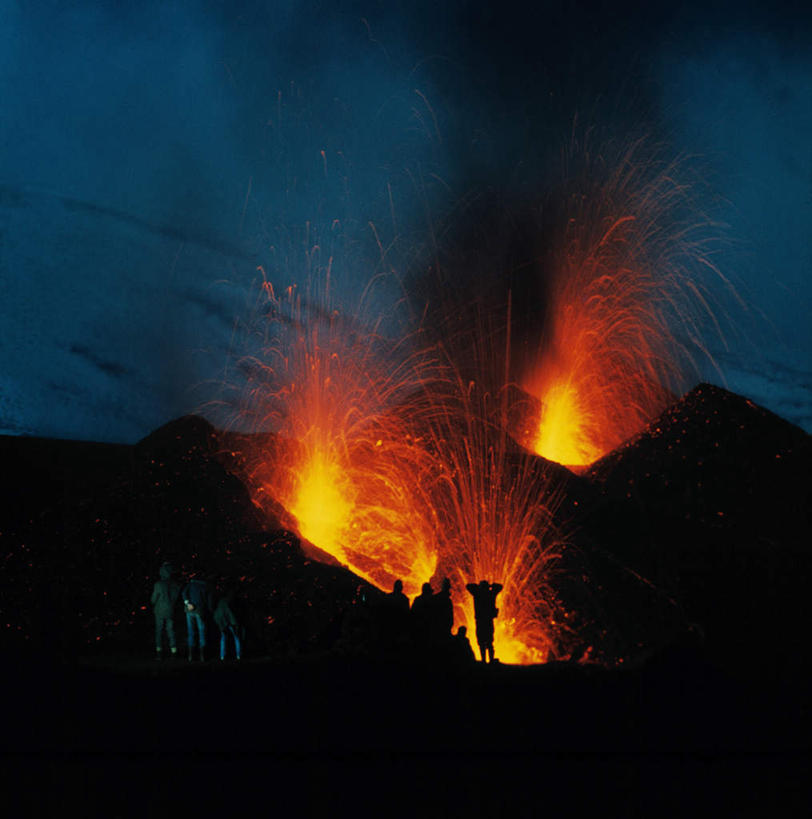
[291, 447, 353, 559]
[532, 379, 600, 467]
[524, 141, 726, 468]
[413, 324, 570, 664]
[231, 271, 439, 597]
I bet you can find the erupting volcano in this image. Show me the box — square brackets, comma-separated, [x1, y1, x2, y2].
[220, 144, 733, 664]
[521, 141, 729, 467]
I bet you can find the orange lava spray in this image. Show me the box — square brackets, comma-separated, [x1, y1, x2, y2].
[522, 138, 729, 467]
[405, 305, 571, 664]
[227, 263, 440, 598]
[423, 380, 568, 665]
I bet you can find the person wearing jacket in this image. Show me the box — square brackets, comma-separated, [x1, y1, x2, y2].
[150, 562, 180, 658]
[214, 590, 242, 661]
[182, 573, 213, 662]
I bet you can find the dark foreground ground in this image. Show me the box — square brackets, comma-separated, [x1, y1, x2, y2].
[4, 647, 810, 816]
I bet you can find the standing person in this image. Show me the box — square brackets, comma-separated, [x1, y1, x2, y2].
[465, 579, 503, 663]
[380, 579, 411, 654]
[214, 589, 242, 661]
[432, 577, 454, 643]
[182, 572, 213, 662]
[150, 561, 180, 659]
[387, 579, 410, 615]
[410, 582, 435, 652]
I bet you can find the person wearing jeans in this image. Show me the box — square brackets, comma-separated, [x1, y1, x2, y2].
[214, 590, 242, 661]
[182, 574, 213, 661]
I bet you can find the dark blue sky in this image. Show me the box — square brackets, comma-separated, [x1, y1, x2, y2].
[1, 0, 810, 440]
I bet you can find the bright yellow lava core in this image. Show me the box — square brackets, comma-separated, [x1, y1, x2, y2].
[533, 380, 601, 467]
[291, 452, 353, 557]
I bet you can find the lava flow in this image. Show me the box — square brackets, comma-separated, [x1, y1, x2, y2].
[523, 141, 725, 468]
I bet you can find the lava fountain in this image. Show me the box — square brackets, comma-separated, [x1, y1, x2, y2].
[523, 140, 728, 467]
[228, 264, 440, 598]
[420, 373, 569, 665]
[389, 302, 573, 664]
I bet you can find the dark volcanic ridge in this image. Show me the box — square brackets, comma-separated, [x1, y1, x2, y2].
[578, 383, 811, 677]
[0, 383, 809, 683]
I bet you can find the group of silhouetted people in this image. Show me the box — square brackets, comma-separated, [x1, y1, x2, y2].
[339, 575, 504, 664]
[150, 562, 243, 662]
[151, 560, 504, 666]
[403, 576, 503, 663]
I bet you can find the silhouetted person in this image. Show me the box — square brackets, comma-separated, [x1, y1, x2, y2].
[410, 582, 435, 651]
[150, 561, 180, 659]
[388, 579, 410, 614]
[451, 625, 476, 664]
[380, 578, 411, 653]
[432, 577, 454, 643]
[466, 579, 503, 663]
[182, 573, 213, 661]
[214, 589, 242, 661]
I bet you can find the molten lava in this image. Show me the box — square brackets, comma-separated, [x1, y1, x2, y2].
[532, 379, 600, 467]
[233, 275, 438, 598]
[523, 143, 724, 468]
[419, 372, 567, 665]
[291, 448, 353, 559]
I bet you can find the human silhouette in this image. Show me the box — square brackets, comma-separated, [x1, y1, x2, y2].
[150, 561, 180, 659]
[214, 588, 242, 661]
[451, 625, 476, 664]
[410, 582, 435, 651]
[182, 572, 213, 661]
[432, 577, 454, 643]
[465, 579, 503, 663]
[380, 578, 411, 653]
[388, 579, 410, 614]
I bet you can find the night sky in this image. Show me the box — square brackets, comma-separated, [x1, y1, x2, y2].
[1, 0, 810, 442]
